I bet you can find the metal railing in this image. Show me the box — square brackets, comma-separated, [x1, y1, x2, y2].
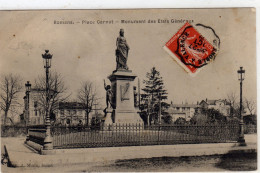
[27, 125, 46, 145]
[1, 125, 27, 137]
[244, 124, 257, 134]
[51, 123, 240, 149]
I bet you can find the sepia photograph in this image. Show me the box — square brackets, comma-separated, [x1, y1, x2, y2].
[0, 8, 257, 172]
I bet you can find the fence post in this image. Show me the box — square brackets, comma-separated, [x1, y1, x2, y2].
[158, 124, 160, 145]
[115, 123, 117, 147]
[26, 126, 30, 142]
[138, 123, 141, 146]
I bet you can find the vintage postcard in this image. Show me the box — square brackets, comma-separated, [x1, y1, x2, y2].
[0, 8, 257, 172]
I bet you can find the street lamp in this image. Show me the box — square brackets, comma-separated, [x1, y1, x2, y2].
[237, 66, 246, 146]
[158, 93, 162, 125]
[25, 81, 31, 125]
[42, 50, 53, 150]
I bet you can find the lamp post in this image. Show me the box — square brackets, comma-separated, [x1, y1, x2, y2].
[237, 66, 246, 146]
[25, 81, 31, 125]
[147, 98, 150, 126]
[42, 50, 53, 150]
[158, 93, 162, 125]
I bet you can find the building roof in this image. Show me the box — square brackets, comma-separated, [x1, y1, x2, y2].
[171, 104, 200, 108]
[167, 107, 188, 114]
[58, 102, 85, 110]
[31, 88, 45, 92]
[206, 100, 216, 105]
[200, 99, 231, 105]
[168, 110, 186, 114]
[167, 103, 200, 114]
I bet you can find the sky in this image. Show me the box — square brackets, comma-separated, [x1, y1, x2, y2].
[0, 9, 256, 111]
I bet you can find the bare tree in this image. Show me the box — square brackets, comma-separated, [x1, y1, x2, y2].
[244, 98, 256, 115]
[0, 74, 23, 125]
[77, 81, 98, 126]
[34, 72, 70, 121]
[227, 92, 238, 108]
[226, 91, 238, 117]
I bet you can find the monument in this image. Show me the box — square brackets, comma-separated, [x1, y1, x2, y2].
[103, 29, 143, 125]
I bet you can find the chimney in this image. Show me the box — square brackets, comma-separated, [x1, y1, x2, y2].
[206, 98, 207, 102]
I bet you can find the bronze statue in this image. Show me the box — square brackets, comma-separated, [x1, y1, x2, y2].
[133, 86, 138, 107]
[116, 29, 130, 70]
[103, 80, 115, 122]
[104, 80, 113, 109]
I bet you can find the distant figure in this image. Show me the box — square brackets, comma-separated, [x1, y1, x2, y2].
[133, 86, 138, 107]
[116, 29, 130, 70]
[104, 80, 113, 109]
[66, 119, 70, 124]
[111, 110, 115, 123]
[77, 120, 83, 131]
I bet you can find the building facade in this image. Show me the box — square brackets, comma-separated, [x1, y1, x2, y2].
[167, 102, 200, 122]
[199, 99, 231, 116]
[23, 88, 46, 125]
[56, 102, 86, 126]
[55, 102, 104, 126]
[23, 88, 104, 126]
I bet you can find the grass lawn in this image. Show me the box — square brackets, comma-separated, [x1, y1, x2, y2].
[86, 152, 257, 172]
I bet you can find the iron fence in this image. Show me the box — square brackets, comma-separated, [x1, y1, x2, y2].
[1, 125, 27, 137]
[51, 123, 240, 149]
[28, 125, 46, 145]
[244, 124, 257, 134]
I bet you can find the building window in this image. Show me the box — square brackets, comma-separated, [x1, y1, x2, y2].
[66, 119, 71, 125]
[34, 101, 38, 108]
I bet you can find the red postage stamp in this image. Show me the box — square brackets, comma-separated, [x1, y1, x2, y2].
[164, 22, 219, 75]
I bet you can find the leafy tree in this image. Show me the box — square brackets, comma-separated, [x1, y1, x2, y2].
[190, 108, 227, 124]
[161, 113, 173, 124]
[190, 113, 208, 125]
[243, 114, 257, 125]
[206, 108, 227, 122]
[139, 111, 149, 125]
[140, 67, 169, 125]
[174, 117, 186, 125]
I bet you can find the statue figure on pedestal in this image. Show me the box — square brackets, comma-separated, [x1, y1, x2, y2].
[104, 80, 114, 109]
[116, 29, 130, 70]
[103, 80, 115, 123]
[102, 29, 142, 125]
[133, 86, 138, 107]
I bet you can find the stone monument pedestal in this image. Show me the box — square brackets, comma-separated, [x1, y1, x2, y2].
[103, 108, 114, 130]
[105, 69, 143, 124]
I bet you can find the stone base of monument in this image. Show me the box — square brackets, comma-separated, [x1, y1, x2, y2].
[114, 108, 143, 124]
[103, 108, 143, 130]
[102, 108, 115, 130]
[107, 70, 143, 126]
